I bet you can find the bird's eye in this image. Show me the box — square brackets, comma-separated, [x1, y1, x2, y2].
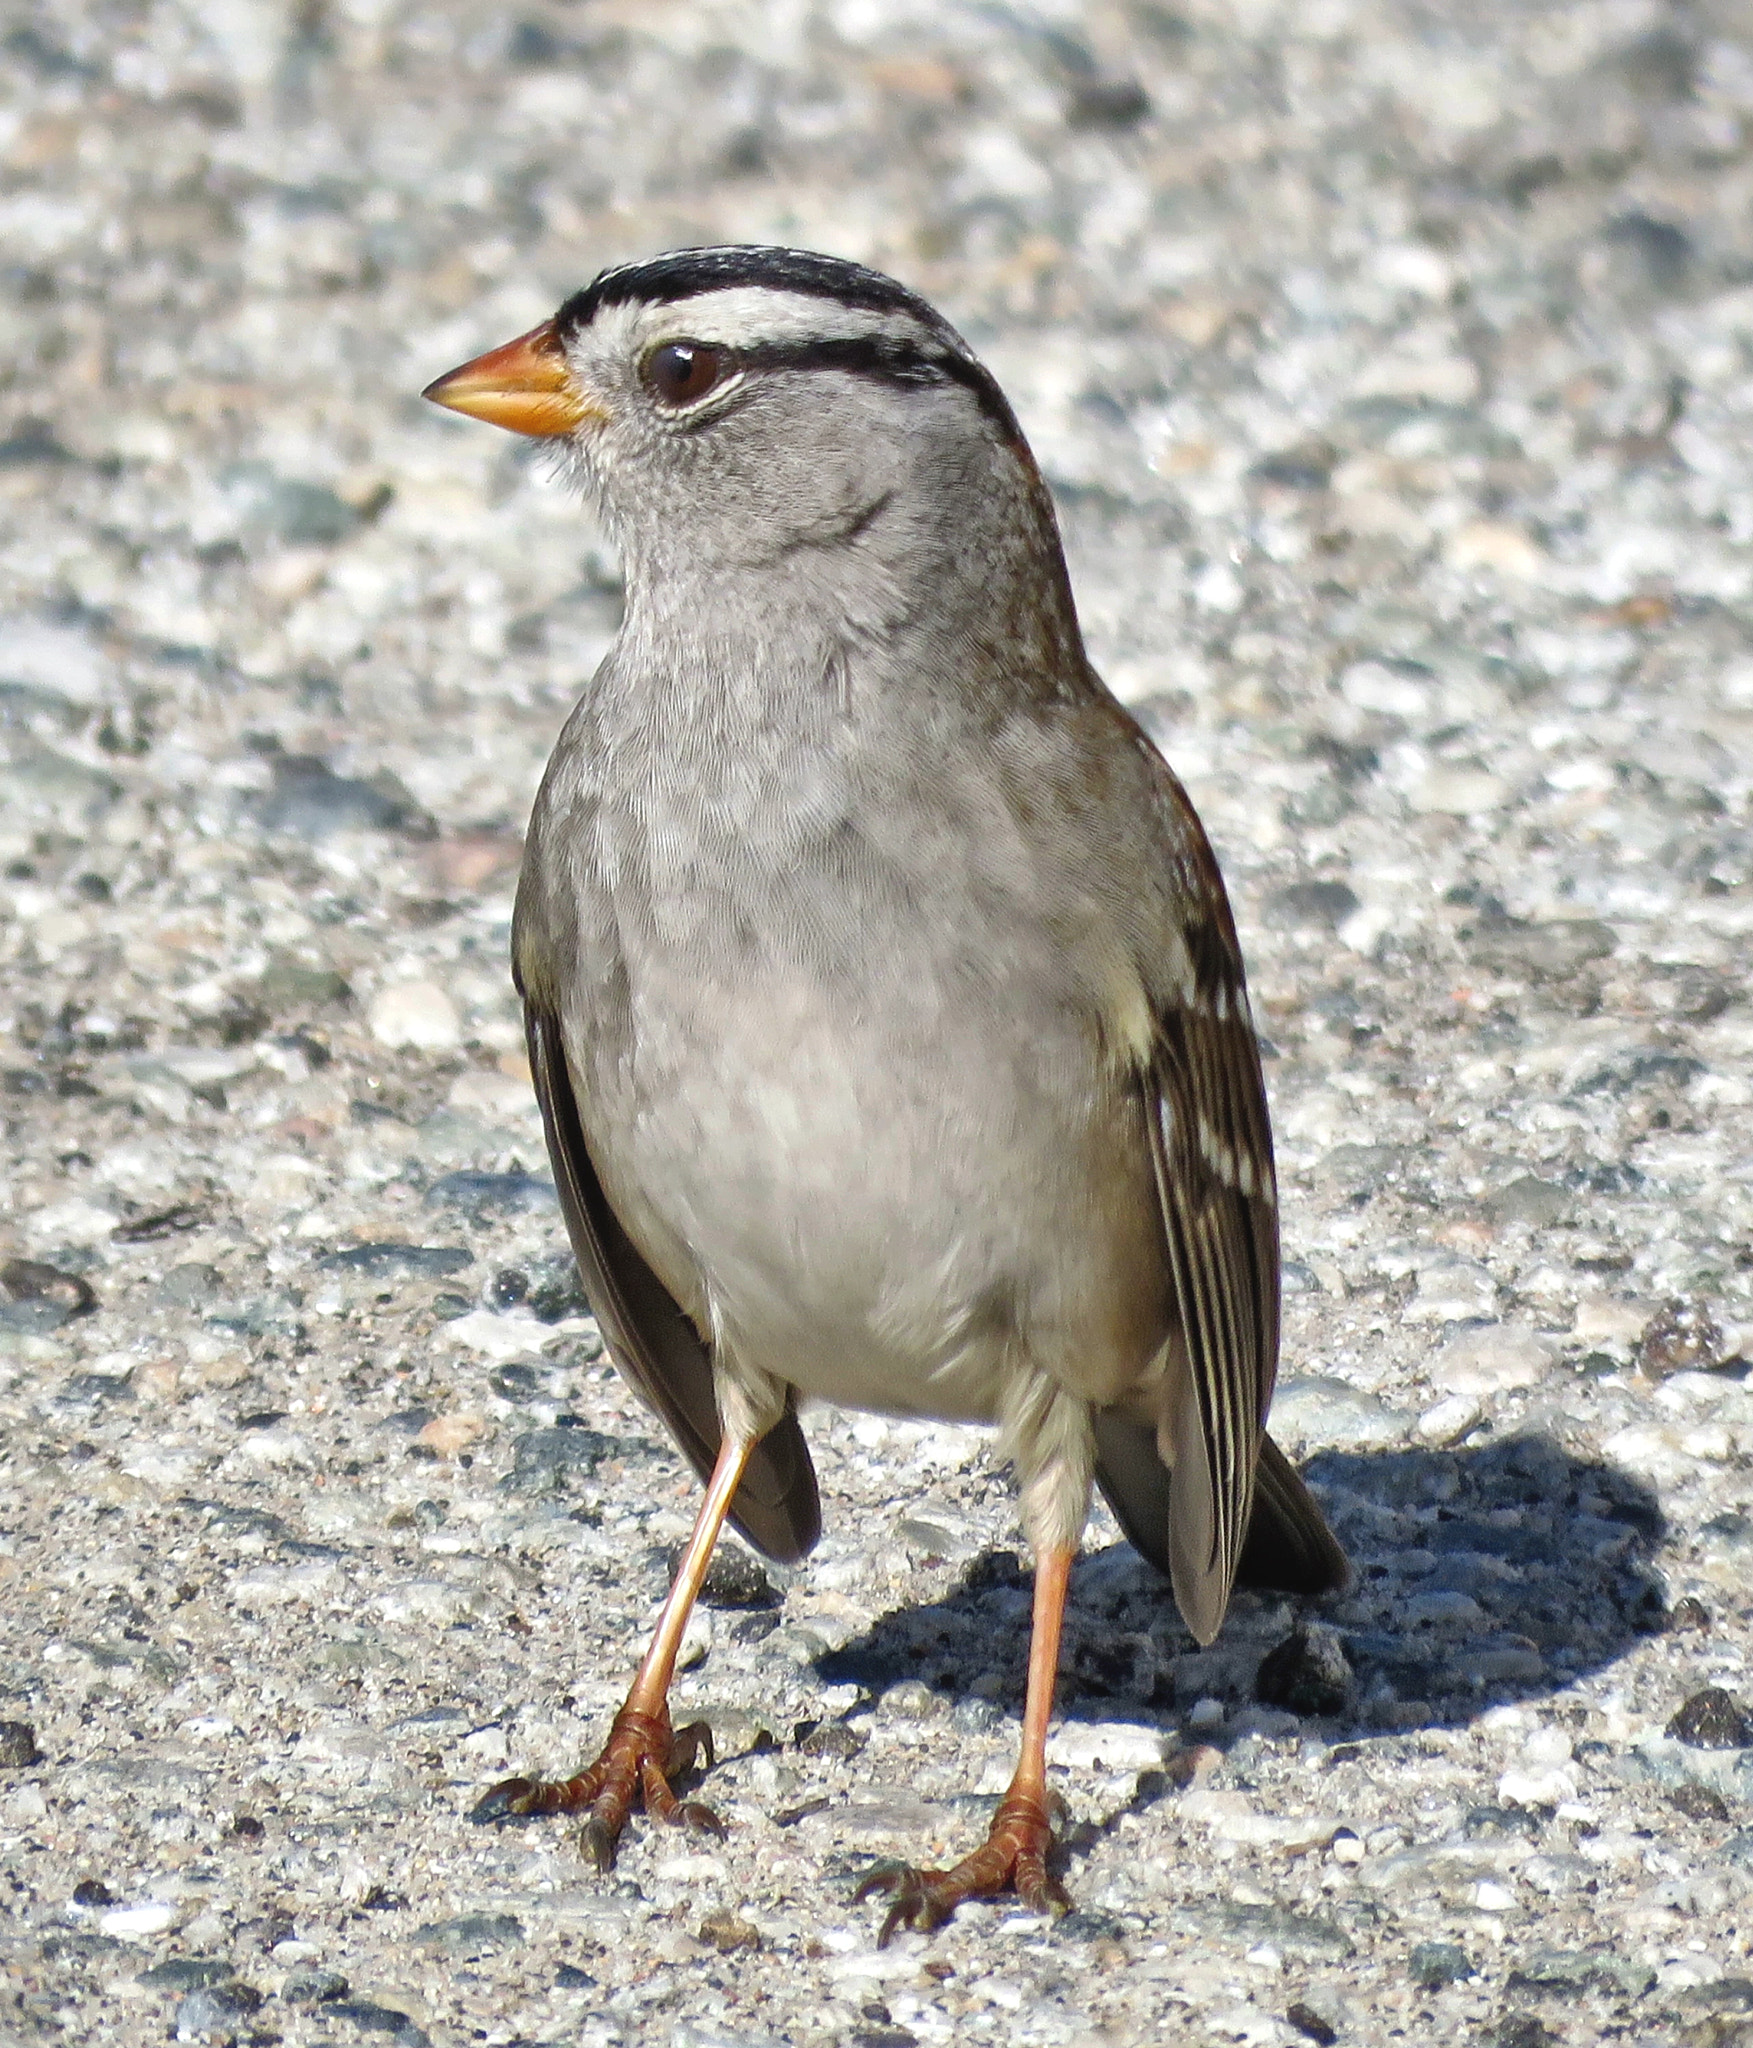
[642, 341, 733, 408]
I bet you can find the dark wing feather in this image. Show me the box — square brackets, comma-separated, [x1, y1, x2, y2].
[1137, 771, 1284, 1645]
[524, 1000, 821, 1564]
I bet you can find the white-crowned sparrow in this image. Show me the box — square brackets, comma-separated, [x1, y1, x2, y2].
[423, 246, 1348, 1939]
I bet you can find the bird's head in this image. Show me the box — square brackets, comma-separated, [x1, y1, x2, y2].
[424, 246, 1070, 637]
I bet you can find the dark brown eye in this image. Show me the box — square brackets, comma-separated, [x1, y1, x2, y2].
[643, 340, 732, 408]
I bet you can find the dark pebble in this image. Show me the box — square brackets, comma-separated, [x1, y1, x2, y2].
[143, 1958, 236, 1990]
[258, 956, 352, 1010]
[487, 1266, 528, 1308]
[1670, 1781, 1732, 1822]
[173, 1982, 262, 2041]
[696, 1907, 761, 1953]
[1464, 1806, 1543, 1841]
[71, 1879, 115, 1907]
[329, 1998, 431, 2044]
[1409, 1940, 1474, 1987]
[0, 1256, 96, 1329]
[1667, 1596, 1711, 1633]
[1268, 880, 1360, 930]
[1638, 1298, 1725, 1378]
[425, 1170, 557, 1218]
[112, 1203, 206, 1244]
[1667, 1686, 1753, 1748]
[505, 1423, 615, 1493]
[0, 1721, 43, 1766]
[318, 1243, 473, 1280]
[796, 1720, 867, 1761]
[411, 1911, 523, 1954]
[553, 1963, 598, 1989]
[669, 1542, 776, 1610]
[1484, 2019, 1557, 2048]
[1285, 2001, 1338, 2046]
[222, 462, 362, 546]
[252, 751, 430, 840]
[430, 1292, 472, 1320]
[1256, 1625, 1353, 1717]
[1066, 76, 1150, 129]
[281, 1967, 349, 2004]
[158, 1263, 222, 1306]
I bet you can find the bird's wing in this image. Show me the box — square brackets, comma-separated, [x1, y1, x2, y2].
[522, 997, 821, 1564]
[1133, 745, 1283, 1644]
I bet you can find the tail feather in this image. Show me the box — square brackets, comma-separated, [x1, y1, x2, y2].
[1093, 1411, 1349, 1621]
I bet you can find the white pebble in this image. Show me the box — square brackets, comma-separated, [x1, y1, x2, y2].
[101, 1902, 177, 1938]
[369, 979, 462, 1050]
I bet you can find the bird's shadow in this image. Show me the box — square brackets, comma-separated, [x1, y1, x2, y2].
[813, 1432, 1669, 1737]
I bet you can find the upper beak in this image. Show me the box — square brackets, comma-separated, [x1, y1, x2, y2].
[422, 319, 600, 437]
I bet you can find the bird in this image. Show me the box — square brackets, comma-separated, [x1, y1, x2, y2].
[422, 245, 1349, 1942]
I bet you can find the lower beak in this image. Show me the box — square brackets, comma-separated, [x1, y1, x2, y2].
[422, 320, 600, 437]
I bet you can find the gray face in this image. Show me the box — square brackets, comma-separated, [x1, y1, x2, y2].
[549, 278, 1026, 583]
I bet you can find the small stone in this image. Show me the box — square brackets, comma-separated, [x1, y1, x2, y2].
[0, 1256, 96, 1331]
[503, 1422, 615, 1493]
[1638, 1298, 1724, 1378]
[1255, 1626, 1353, 1717]
[72, 1879, 115, 1907]
[281, 1967, 349, 2004]
[553, 1963, 598, 1989]
[696, 1907, 761, 1952]
[1268, 880, 1361, 930]
[142, 1959, 236, 1990]
[796, 1720, 866, 1760]
[1285, 2001, 1338, 2046]
[1668, 1596, 1710, 1633]
[0, 1720, 43, 1766]
[413, 1412, 485, 1458]
[1667, 1687, 1753, 1749]
[1408, 1939, 1473, 1987]
[1464, 919, 1616, 983]
[686, 1544, 777, 1609]
[1046, 1722, 1168, 1771]
[318, 1243, 473, 1280]
[257, 956, 352, 1012]
[412, 1912, 522, 1955]
[1406, 1257, 1497, 1323]
[425, 1170, 557, 1218]
[327, 1999, 430, 2044]
[1433, 1324, 1553, 1399]
[173, 1982, 263, 2041]
[1447, 521, 1545, 579]
[1483, 2017, 1556, 2048]
[369, 981, 461, 1052]
[1481, 1177, 1571, 1229]
[1269, 1377, 1404, 1448]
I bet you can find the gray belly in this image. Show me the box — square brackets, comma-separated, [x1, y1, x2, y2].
[566, 945, 1171, 1427]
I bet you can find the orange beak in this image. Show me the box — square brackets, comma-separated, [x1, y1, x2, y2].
[422, 320, 599, 437]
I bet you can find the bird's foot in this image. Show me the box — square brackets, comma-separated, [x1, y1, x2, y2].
[855, 1787, 1070, 1946]
[469, 1702, 722, 1868]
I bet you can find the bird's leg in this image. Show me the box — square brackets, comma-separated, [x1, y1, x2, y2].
[858, 1543, 1075, 1944]
[471, 1431, 753, 1867]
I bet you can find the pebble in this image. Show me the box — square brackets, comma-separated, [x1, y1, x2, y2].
[317, 1243, 473, 1279]
[1268, 1377, 1405, 1448]
[1668, 1687, 1753, 1749]
[368, 981, 462, 1052]
[0, 1720, 43, 1766]
[1433, 1323, 1555, 1398]
[1254, 1626, 1353, 1717]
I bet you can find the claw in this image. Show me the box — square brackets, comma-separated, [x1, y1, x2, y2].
[469, 1777, 542, 1824]
[470, 1703, 721, 1868]
[856, 1790, 1069, 1945]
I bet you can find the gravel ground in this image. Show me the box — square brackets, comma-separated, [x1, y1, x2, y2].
[4, 3, 1753, 2044]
